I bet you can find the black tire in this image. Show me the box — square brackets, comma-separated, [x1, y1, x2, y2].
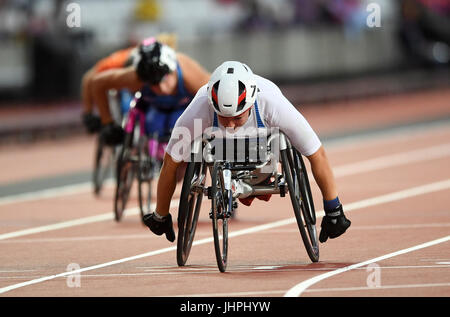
[281, 147, 319, 262]
[211, 162, 229, 272]
[93, 136, 113, 195]
[176, 156, 206, 266]
[114, 133, 136, 222]
[137, 137, 154, 223]
[294, 150, 317, 225]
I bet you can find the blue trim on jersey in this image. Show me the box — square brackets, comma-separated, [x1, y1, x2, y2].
[212, 101, 265, 128]
[213, 111, 218, 128]
[253, 100, 265, 128]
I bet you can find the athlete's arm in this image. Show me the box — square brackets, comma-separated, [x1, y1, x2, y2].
[176, 53, 210, 95]
[157, 87, 211, 217]
[81, 67, 96, 114]
[306, 146, 338, 201]
[261, 81, 339, 201]
[155, 153, 183, 217]
[91, 66, 142, 125]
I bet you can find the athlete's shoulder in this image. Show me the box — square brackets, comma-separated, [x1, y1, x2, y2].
[176, 52, 201, 70]
[255, 74, 283, 98]
[255, 75, 281, 91]
[194, 83, 208, 99]
[177, 53, 210, 94]
[185, 83, 209, 111]
[175, 83, 212, 128]
[254, 74, 284, 105]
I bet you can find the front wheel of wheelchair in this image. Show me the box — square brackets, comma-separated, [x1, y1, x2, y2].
[93, 135, 114, 196]
[281, 148, 319, 262]
[114, 133, 136, 222]
[176, 156, 206, 267]
[210, 162, 229, 272]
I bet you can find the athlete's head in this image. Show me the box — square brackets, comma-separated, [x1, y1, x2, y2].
[207, 61, 257, 118]
[136, 38, 177, 85]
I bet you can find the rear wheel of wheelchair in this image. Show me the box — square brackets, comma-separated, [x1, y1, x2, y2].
[281, 148, 319, 262]
[177, 155, 206, 266]
[93, 135, 113, 195]
[211, 161, 229, 272]
[137, 137, 154, 223]
[114, 133, 136, 222]
[294, 149, 317, 225]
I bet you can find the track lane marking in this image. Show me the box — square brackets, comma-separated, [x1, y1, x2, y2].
[284, 235, 450, 297]
[3, 265, 449, 282]
[0, 125, 449, 207]
[0, 201, 177, 241]
[1, 141, 450, 241]
[0, 178, 449, 294]
[332, 143, 450, 177]
[170, 283, 450, 297]
[0, 181, 106, 207]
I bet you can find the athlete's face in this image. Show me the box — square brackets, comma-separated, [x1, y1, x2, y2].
[217, 108, 251, 129]
[151, 71, 177, 95]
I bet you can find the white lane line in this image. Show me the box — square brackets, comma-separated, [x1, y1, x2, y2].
[0, 234, 152, 244]
[284, 235, 450, 297]
[0, 131, 449, 207]
[333, 143, 450, 177]
[0, 211, 118, 241]
[0, 200, 173, 241]
[304, 283, 450, 293]
[344, 223, 450, 230]
[0, 181, 103, 207]
[258, 222, 450, 234]
[3, 264, 448, 280]
[169, 283, 450, 297]
[0, 178, 449, 294]
[344, 179, 450, 212]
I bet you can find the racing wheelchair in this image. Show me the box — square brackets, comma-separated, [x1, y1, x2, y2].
[176, 129, 319, 272]
[114, 92, 167, 223]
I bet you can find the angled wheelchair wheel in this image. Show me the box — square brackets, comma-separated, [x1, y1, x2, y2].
[137, 137, 155, 223]
[281, 148, 319, 262]
[93, 135, 114, 196]
[114, 133, 136, 222]
[294, 150, 317, 225]
[177, 155, 206, 266]
[210, 162, 229, 272]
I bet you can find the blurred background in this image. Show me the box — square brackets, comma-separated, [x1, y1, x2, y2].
[0, 0, 449, 142]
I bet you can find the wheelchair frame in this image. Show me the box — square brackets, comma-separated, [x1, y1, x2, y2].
[177, 130, 319, 272]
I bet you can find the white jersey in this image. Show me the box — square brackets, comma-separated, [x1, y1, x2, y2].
[166, 75, 322, 162]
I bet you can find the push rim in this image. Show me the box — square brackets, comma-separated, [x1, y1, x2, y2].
[281, 148, 319, 262]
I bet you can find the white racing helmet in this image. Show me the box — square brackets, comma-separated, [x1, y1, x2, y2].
[207, 61, 257, 117]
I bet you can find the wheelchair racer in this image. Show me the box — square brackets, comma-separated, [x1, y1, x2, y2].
[88, 36, 210, 146]
[80, 33, 177, 135]
[143, 61, 351, 244]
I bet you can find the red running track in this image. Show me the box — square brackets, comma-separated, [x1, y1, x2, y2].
[0, 88, 449, 298]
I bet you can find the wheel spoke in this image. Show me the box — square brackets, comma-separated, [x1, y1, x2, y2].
[177, 159, 205, 267]
[282, 147, 319, 262]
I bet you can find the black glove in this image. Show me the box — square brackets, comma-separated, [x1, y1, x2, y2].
[99, 123, 124, 146]
[143, 212, 176, 242]
[81, 113, 102, 134]
[319, 204, 351, 243]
